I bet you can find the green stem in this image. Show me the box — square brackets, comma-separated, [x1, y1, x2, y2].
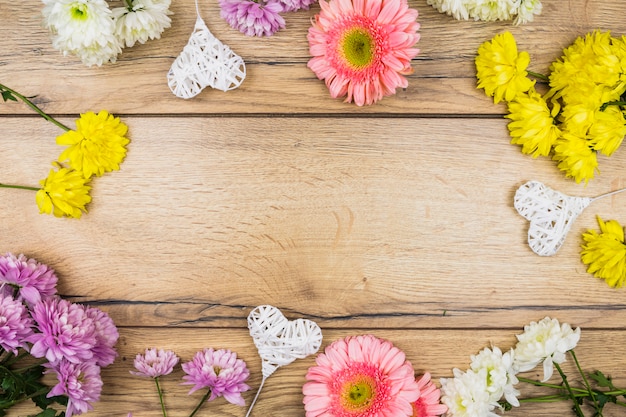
[188, 389, 212, 417]
[0, 183, 39, 192]
[570, 350, 600, 414]
[11, 358, 47, 374]
[527, 70, 550, 82]
[0, 83, 70, 131]
[555, 362, 585, 417]
[124, 0, 134, 9]
[0, 386, 51, 409]
[517, 376, 588, 394]
[600, 100, 626, 111]
[155, 377, 167, 417]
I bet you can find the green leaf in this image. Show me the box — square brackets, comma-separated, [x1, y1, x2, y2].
[0, 90, 17, 102]
[29, 408, 59, 417]
[589, 370, 617, 390]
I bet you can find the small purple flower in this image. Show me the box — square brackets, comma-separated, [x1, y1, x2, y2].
[85, 306, 119, 367]
[46, 359, 103, 417]
[219, 0, 286, 37]
[131, 348, 179, 378]
[181, 348, 250, 406]
[0, 253, 57, 305]
[27, 298, 97, 364]
[0, 294, 34, 354]
[277, 0, 317, 12]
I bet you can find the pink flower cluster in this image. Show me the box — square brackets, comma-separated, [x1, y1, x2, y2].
[219, 0, 316, 37]
[0, 253, 119, 417]
[130, 346, 251, 413]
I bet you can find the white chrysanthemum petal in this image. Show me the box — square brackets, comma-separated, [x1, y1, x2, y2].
[113, 0, 172, 48]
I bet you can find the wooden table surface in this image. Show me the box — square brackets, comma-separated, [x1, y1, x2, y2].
[2, 0, 626, 416]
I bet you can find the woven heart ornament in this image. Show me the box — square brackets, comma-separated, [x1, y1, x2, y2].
[245, 305, 322, 417]
[167, 15, 245, 99]
[514, 180, 626, 256]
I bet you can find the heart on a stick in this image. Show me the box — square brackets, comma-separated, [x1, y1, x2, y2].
[167, 15, 246, 99]
[514, 180, 592, 256]
[247, 305, 322, 379]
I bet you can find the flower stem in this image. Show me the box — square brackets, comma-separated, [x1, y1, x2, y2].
[0, 83, 70, 131]
[527, 70, 550, 82]
[12, 358, 47, 374]
[188, 389, 212, 417]
[0, 386, 51, 409]
[555, 362, 585, 417]
[600, 100, 626, 111]
[0, 183, 39, 192]
[517, 376, 588, 393]
[570, 350, 600, 414]
[154, 377, 167, 417]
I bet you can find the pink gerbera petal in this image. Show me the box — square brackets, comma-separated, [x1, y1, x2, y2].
[307, 0, 420, 105]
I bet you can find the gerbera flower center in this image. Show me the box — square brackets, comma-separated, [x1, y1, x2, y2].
[341, 28, 375, 68]
[343, 377, 375, 409]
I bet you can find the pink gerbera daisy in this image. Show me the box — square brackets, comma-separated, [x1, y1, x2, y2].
[307, 0, 420, 106]
[412, 373, 447, 417]
[303, 334, 420, 417]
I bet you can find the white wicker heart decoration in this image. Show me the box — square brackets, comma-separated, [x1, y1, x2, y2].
[245, 305, 322, 417]
[167, 13, 245, 99]
[514, 180, 626, 257]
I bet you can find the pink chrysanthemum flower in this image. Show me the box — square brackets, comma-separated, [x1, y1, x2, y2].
[412, 373, 447, 417]
[0, 253, 57, 305]
[303, 334, 420, 417]
[27, 298, 97, 364]
[46, 359, 103, 417]
[0, 294, 34, 354]
[131, 347, 179, 378]
[181, 348, 251, 406]
[85, 306, 119, 367]
[307, 0, 420, 106]
[219, 0, 286, 37]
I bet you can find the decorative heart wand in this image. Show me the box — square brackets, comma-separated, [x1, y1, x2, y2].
[514, 180, 626, 256]
[245, 305, 323, 417]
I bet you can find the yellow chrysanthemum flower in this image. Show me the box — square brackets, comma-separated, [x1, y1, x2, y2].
[581, 216, 626, 288]
[552, 132, 598, 183]
[549, 31, 624, 105]
[588, 106, 626, 156]
[506, 87, 560, 158]
[57, 110, 130, 178]
[476, 31, 535, 104]
[36, 167, 92, 219]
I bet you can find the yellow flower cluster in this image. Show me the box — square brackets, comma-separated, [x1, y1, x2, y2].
[476, 31, 626, 183]
[40, 111, 130, 218]
[1, 84, 129, 219]
[581, 216, 626, 288]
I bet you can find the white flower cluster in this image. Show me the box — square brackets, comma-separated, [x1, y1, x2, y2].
[440, 317, 581, 417]
[41, 0, 173, 66]
[427, 0, 542, 25]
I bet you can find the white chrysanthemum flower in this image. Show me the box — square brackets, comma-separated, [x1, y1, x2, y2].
[513, 0, 542, 25]
[513, 316, 581, 382]
[426, 0, 471, 20]
[440, 368, 501, 417]
[469, 0, 516, 21]
[470, 347, 521, 407]
[42, 0, 122, 66]
[112, 0, 173, 48]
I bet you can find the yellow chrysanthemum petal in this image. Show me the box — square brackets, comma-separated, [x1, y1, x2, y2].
[552, 132, 598, 183]
[36, 167, 92, 219]
[476, 31, 534, 104]
[582, 216, 626, 288]
[588, 106, 626, 156]
[57, 110, 130, 178]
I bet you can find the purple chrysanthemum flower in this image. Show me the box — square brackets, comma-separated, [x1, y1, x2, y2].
[219, 0, 285, 37]
[131, 347, 179, 378]
[0, 253, 57, 305]
[181, 348, 251, 406]
[277, 0, 317, 12]
[85, 306, 119, 367]
[0, 294, 34, 354]
[27, 298, 97, 364]
[46, 359, 103, 417]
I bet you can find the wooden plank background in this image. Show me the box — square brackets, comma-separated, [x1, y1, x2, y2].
[1, 0, 626, 416]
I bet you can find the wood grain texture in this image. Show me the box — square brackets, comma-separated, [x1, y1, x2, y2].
[2, 0, 626, 416]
